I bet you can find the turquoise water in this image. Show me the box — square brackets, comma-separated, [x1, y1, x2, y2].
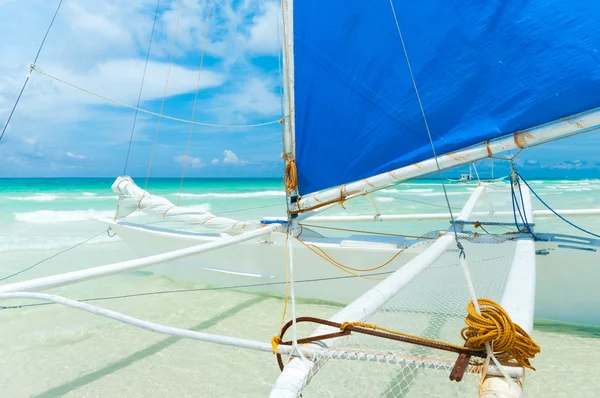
[0, 178, 286, 252]
[2, 177, 600, 252]
[1, 177, 600, 396]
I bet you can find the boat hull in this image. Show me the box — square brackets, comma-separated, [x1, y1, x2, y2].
[106, 221, 600, 325]
[105, 220, 431, 305]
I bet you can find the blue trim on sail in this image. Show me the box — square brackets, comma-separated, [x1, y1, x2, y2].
[293, 0, 600, 195]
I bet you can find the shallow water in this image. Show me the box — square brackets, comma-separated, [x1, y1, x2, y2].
[1, 178, 600, 397]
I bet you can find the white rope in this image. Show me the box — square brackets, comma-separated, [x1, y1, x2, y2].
[472, 163, 482, 183]
[178, 0, 213, 205]
[1, 291, 522, 378]
[30, 66, 285, 129]
[0, 292, 277, 352]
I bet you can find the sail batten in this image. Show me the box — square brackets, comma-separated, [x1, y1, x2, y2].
[292, 107, 600, 212]
[292, 0, 600, 197]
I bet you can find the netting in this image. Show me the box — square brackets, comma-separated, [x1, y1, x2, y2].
[279, 237, 517, 397]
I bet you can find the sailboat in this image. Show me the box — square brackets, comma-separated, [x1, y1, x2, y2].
[447, 165, 475, 183]
[2, 1, 600, 397]
[447, 164, 507, 183]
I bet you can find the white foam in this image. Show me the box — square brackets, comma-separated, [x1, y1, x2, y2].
[375, 197, 395, 202]
[14, 209, 117, 224]
[74, 195, 118, 200]
[82, 192, 97, 196]
[6, 194, 59, 202]
[419, 191, 472, 197]
[174, 191, 285, 199]
[401, 188, 434, 193]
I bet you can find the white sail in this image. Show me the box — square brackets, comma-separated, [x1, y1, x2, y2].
[112, 176, 262, 234]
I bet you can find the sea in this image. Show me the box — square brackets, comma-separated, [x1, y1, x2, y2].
[1, 177, 599, 397]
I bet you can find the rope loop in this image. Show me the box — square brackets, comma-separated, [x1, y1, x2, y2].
[462, 298, 540, 370]
[284, 158, 298, 192]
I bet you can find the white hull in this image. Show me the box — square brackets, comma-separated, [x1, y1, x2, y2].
[106, 220, 432, 304]
[106, 220, 600, 325]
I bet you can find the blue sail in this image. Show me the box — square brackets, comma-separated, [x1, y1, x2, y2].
[293, 0, 600, 196]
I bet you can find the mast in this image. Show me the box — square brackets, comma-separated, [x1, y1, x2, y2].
[281, 0, 297, 226]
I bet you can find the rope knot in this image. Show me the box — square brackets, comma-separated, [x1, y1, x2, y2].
[340, 322, 352, 331]
[271, 336, 282, 353]
[461, 298, 540, 370]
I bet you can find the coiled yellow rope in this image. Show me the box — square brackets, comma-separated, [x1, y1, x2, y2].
[272, 299, 540, 372]
[284, 158, 298, 192]
[462, 298, 540, 370]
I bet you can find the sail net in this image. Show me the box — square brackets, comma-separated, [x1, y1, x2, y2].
[279, 236, 518, 397]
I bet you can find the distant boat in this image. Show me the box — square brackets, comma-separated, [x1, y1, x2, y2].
[447, 163, 508, 183]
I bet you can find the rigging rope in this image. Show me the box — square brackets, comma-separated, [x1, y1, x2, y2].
[299, 223, 436, 240]
[509, 168, 537, 238]
[296, 237, 407, 279]
[387, 0, 463, 254]
[518, 171, 600, 239]
[0, 270, 400, 311]
[123, 0, 161, 175]
[387, 3, 537, 387]
[143, 0, 184, 194]
[177, 0, 213, 206]
[28, 67, 285, 129]
[0, 0, 63, 142]
[0, 229, 106, 282]
[272, 299, 540, 372]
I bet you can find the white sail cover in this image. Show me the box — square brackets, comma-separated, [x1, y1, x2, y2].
[111, 176, 264, 234]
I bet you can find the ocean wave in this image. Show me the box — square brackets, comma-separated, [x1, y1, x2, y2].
[82, 192, 97, 196]
[375, 197, 395, 202]
[419, 192, 472, 197]
[14, 209, 118, 224]
[400, 188, 434, 193]
[174, 191, 285, 199]
[6, 194, 59, 202]
[74, 195, 118, 200]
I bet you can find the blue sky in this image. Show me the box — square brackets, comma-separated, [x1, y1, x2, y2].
[1, 0, 599, 180]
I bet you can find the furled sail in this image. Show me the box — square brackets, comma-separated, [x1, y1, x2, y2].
[292, 0, 600, 196]
[112, 176, 262, 234]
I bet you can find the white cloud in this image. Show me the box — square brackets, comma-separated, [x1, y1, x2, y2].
[21, 59, 226, 122]
[66, 151, 86, 159]
[541, 160, 599, 170]
[247, 3, 280, 55]
[174, 154, 205, 168]
[0, 0, 284, 177]
[223, 149, 248, 165]
[206, 76, 282, 124]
